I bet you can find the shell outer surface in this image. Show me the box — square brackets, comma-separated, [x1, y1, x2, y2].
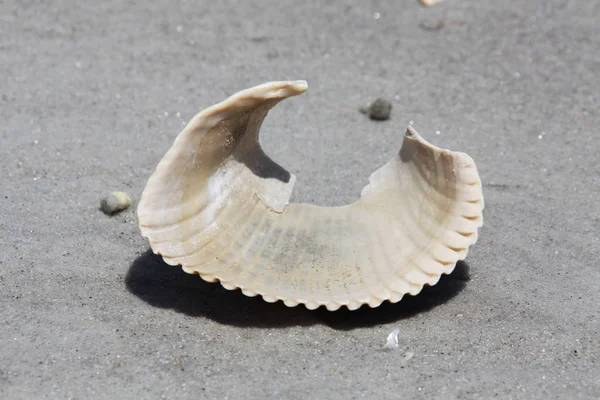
[137, 81, 484, 311]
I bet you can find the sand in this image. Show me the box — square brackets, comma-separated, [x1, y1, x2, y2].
[1, 0, 599, 398]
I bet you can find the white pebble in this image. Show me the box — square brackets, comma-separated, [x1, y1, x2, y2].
[100, 191, 132, 216]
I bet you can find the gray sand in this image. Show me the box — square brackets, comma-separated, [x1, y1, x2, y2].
[1, 0, 599, 399]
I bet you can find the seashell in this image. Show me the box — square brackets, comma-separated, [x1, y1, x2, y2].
[137, 80, 484, 311]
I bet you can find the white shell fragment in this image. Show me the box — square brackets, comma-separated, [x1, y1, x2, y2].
[384, 328, 400, 349]
[137, 80, 484, 311]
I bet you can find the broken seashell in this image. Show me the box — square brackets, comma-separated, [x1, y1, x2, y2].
[137, 80, 484, 311]
[384, 328, 400, 349]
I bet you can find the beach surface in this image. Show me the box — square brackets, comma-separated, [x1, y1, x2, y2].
[1, 0, 599, 398]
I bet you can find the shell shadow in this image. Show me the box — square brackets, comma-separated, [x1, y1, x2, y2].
[125, 249, 469, 330]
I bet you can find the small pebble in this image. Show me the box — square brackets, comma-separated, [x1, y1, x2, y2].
[420, 0, 445, 6]
[360, 98, 392, 121]
[100, 191, 132, 215]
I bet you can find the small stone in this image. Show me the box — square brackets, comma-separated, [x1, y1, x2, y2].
[420, 0, 445, 6]
[100, 192, 132, 215]
[360, 98, 392, 121]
